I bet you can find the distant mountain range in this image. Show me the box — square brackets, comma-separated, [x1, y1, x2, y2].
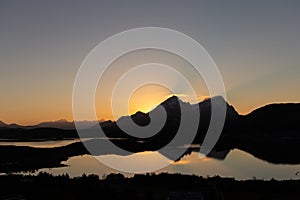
[0, 119, 100, 130]
[1, 95, 298, 134]
[1, 95, 299, 141]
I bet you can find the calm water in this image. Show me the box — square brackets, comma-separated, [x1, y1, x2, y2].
[3, 140, 300, 180]
[0, 137, 115, 148]
[38, 150, 300, 180]
[0, 139, 81, 148]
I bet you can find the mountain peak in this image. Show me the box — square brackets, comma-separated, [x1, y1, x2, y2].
[159, 95, 182, 110]
[162, 95, 180, 103]
[211, 95, 226, 101]
[0, 121, 7, 127]
[163, 95, 227, 105]
[201, 95, 226, 103]
[199, 95, 228, 107]
[56, 119, 69, 123]
[134, 111, 146, 116]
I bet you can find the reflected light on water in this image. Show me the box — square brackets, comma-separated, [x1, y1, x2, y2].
[33, 149, 300, 180]
[0, 139, 81, 148]
[96, 151, 171, 173]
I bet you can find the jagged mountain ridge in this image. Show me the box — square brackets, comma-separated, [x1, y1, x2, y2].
[100, 96, 236, 154]
[101, 95, 300, 164]
[0, 96, 300, 165]
[107, 95, 240, 140]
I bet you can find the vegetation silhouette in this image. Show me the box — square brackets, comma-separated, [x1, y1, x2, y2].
[0, 172, 300, 200]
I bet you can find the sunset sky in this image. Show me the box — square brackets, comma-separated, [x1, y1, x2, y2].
[1, 0, 299, 125]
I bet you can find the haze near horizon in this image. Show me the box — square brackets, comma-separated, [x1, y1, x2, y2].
[0, 0, 299, 125]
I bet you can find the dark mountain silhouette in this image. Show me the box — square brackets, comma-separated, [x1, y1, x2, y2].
[0, 119, 99, 130]
[227, 103, 300, 164]
[243, 103, 299, 133]
[0, 96, 299, 172]
[100, 96, 300, 163]
[37, 119, 75, 129]
[0, 120, 37, 129]
[102, 96, 240, 145]
[0, 121, 7, 127]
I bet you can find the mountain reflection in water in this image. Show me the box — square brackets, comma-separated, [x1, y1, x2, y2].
[30, 148, 300, 180]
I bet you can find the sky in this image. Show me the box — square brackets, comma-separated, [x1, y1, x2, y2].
[0, 0, 299, 125]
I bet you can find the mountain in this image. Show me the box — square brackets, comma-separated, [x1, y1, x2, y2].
[227, 103, 300, 164]
[36, 119, 74, 129]
[104, 95, 239, 139]
[0, 96, 300, 173]
[100, 95, 300, 164]
[0, 96, 299, 164]
[243, 103, 300, 133]
[0, 121, 8, 129]
[99, 95, 242, 156]
[0, 121, 7, 126]
[0, 119, 99, 130]
[0, 121, 25, 129]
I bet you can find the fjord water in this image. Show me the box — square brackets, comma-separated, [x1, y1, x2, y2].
[0, 139, 81, 148]
[13, 139, 299, 180]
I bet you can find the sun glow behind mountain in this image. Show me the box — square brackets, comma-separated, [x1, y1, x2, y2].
[93, 49, 210, 122]
[1, 1, 300, 125]
[128, 84, 172, 115]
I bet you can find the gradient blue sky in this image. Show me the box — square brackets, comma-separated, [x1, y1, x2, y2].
[0, 0, 299, 124]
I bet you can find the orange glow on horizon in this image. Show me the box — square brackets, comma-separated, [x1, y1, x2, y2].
[3, 92, 300, 126]
[128, 84, 173, 114]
